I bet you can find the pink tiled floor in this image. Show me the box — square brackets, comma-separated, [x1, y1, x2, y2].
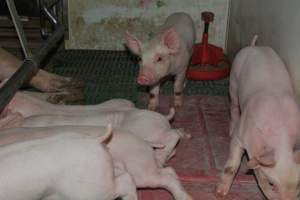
[138, 95, 265, 200]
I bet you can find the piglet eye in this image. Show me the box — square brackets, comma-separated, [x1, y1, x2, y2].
[136, 56, 142, 62]
[157, 57, 162, 62]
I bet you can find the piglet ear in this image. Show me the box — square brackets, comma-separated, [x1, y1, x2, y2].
[293, 149, 300, 164]
[162, 28, 180, 54]
[125, 31, 142, 55]
[247, 150, 276, 169]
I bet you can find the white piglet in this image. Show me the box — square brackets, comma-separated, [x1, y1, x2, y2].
[216, 37, 300, 200]
[0, 125, 137, 200]
[4, 108, 186, 166]
[126, 12, 196, 110]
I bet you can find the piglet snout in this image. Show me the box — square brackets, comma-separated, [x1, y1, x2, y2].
[137, 69, 155, 85]
[137, 75, 152, 85]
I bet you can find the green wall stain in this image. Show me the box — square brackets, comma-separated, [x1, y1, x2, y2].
[156, 0, 166, 8]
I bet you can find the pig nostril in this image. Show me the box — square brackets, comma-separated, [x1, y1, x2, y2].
[269, 181, 274, 187]
[137, 76, 151, 85]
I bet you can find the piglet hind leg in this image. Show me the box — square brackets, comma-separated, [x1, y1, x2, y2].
[215, 137, 244, 197]
[229, 76, 240, 136]
[114, 161, 138, 200]
[154, 129, 181, 166]
[146, 167, 192, 200]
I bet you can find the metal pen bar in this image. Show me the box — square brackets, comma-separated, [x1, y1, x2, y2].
[33, 2, 64, 65]
[42, 3, 58, 26]
[0, 0, 65, 112]
[5, 0, 31, 58]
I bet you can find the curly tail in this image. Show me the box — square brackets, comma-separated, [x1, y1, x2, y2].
[251, 35, 258, 46]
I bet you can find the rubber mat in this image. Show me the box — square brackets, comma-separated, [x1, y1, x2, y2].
[50, 50, 229, 105]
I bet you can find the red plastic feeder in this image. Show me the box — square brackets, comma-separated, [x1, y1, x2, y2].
[187, 11, 231, 81]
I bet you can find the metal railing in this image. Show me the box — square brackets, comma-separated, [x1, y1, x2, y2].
[0, 0, 65, 112]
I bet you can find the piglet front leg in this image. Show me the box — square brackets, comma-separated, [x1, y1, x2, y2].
[216, 137, 244, 197]
[113, 160, 138, 200]
[148, 85, 160, 110]
[174, 72, 186, 108]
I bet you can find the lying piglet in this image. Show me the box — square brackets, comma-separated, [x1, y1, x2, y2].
[108, 129, 192, 200]
[0, 125, 191, 200]
[0, 125, 137, 200]
[216, 38, 300, 200]
[2, 91, 135, 118]
[0, 48, 85, 104]
[10, 107, 187, 166]
[126, 12, 196, 110]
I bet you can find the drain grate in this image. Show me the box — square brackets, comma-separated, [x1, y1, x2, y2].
[50, 50, 229, 104]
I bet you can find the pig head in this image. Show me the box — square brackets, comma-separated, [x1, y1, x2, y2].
[125, 12, 195, 110]
[243, 98, 300, 200]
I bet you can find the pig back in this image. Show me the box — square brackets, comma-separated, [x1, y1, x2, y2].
[233, 46, 294, 108]
[0, 134, 115, 200]
[159, 12, 196, 52]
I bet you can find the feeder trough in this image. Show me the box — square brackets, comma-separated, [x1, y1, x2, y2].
[187, 11, 230, 81]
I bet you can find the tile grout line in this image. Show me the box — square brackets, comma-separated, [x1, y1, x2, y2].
[198, 100, 217, 170]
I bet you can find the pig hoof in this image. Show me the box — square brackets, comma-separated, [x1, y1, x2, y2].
[174, 98, 183, 108]
[186, 194, 193, 200]
[215, 184, 228, 198]
[177, 128, 192, 139]
[147, 104, 157, 111]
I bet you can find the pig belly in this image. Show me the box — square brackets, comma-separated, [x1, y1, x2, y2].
[0, 134, 115, 200]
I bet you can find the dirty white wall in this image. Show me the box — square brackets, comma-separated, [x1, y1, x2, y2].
[227, 0, 300, 100]
[65, 0, 230, 50]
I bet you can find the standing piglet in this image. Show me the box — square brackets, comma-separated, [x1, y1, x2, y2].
[216, 38, 300, 200]
[126, 12, 196, 110]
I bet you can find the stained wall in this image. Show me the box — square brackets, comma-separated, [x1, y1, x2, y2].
[65, 0, 230, 50]
[227, 0, 300, 101]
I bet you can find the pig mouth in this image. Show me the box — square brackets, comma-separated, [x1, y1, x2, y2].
[137, 75, 156, 85]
